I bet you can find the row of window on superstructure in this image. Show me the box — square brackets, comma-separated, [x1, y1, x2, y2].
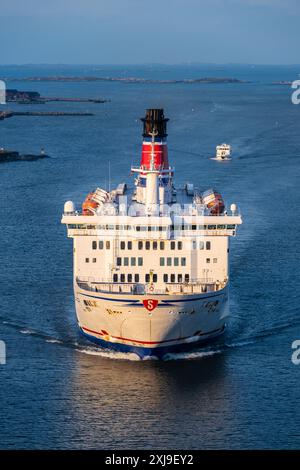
[91, 240, 211, 250]
[111, 273, 191, 283]
[68, 224, 236, 231]
[85, 256, 217, 265]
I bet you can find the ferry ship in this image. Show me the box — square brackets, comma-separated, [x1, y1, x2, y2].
[62, 109, 242, 358]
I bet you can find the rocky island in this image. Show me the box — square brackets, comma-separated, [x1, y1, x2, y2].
[5, 89, 108, 104]
[6, 76, 246, 84]
[0, 148, 50, 163]
[0, 110, 94, 121]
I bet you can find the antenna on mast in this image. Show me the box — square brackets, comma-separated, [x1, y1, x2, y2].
[108, 160, 111, 192]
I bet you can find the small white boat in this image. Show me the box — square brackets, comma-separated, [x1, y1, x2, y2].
[211, 143, 231, 161]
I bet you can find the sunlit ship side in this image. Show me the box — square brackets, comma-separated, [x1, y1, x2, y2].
[62, 109, 242, 358]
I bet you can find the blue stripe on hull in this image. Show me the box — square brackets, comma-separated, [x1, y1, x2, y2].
[78, 290, 225, 304]
[79, 327, 225, 359]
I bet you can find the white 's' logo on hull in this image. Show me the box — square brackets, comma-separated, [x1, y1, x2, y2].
[143, 299, 158, 311]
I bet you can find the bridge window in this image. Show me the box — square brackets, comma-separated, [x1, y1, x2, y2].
[135, 274, 139, 282]
[178, 274, 183, 283]
[128, 274, 132, 283]
[160, 257, 165, 266]
[170, 274, 175, 283]
[92, 241, 97, 250]
[113, 274, 118, 282]
[99, 241, 104, 249]
[174, 257, 179, 266]
[181, 257, 186, 266]
[106, 241, 110, 249]
[138, 257, 143, 266]
[171, 241, 176, 250]
[185, 274, 190, 283]
[85, 258, 89, 263]
[117, 257, 122, 266]
[160, 241, 165, 250]
[145, 274, 150, 283]
[128, 241, 132, 250]
[120, 274, 125, 282]
[120, 241, 125, 250]
[206, 241, 211, 250]
[124, 257, 129, 266]
[146, 241, 150, 250]
[167, 257, 172, 266]
[153, 274, 157, 283]
[138, 241, 143, 250]
[163, 274, 168, 283]
[153, 241, 158, 250]
[206, 258, 210, 263]
[178, 241, 182, 250]
[131, 257, 136, 266]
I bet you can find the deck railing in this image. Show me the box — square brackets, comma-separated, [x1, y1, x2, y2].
[76, 277, 226, 295]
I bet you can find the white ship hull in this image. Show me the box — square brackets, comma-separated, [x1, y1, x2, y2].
[75, 281, 229, 358]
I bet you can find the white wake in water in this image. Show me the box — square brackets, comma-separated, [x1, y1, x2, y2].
[45, 339, 63, 344]
[1, 315, 300, 362]
[163, 349, 223, 361]
[75, 346, 141, 361]
[163, 338, 259, 361]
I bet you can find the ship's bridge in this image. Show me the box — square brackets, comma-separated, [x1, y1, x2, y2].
[62, 182, 242, 238]
[62, 210, 242, 239]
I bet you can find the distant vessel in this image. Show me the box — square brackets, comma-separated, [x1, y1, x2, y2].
[62, 109, 242, 359]
[211, 143, 231, 161]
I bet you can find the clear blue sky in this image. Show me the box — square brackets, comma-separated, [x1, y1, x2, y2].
[0, 0, 299, 64]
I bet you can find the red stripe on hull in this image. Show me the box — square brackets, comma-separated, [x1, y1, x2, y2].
[81, 326, 222, 346]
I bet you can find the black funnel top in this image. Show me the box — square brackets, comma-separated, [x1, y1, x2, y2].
[141, 109, 169, 138]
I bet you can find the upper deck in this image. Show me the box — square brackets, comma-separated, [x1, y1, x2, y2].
[62, 185, 242, 239]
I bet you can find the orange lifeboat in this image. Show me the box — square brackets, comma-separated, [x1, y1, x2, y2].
[202, 189, 225, 215]
[82, 187, 109, 215]
[82, 192, 99, 215]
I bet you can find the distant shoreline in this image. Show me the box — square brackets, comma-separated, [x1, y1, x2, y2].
[2, 76, 247, 84]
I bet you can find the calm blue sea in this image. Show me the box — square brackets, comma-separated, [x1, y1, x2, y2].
[0, 64, 299, 449]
